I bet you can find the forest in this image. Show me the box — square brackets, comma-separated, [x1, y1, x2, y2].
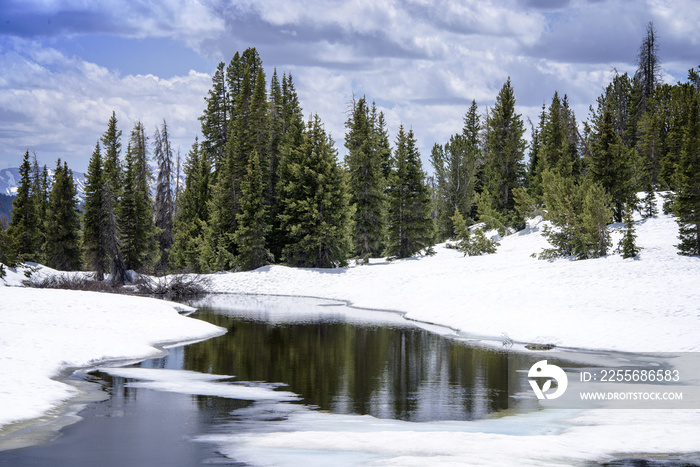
[0, 23, 698, 282]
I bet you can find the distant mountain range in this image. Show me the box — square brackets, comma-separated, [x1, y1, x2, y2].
[0, 168, 88, 222]
[0, 167, 87, 198]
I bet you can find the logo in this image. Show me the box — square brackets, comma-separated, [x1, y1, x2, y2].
[528, 360, 568, 400]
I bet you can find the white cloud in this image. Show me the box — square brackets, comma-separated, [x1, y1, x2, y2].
[0, 39, 211, 171]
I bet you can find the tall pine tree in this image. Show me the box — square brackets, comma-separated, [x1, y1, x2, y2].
[278, 114, 351, 268]
[386, 126, 433, 259]
[6, 151, 41, 264]
[171, 138, 211, 272]
[430, 100, 482, 240]
[345, 96, 386, 261]
[674, 87, 700, 255]
[44, 160, 81, 270]
[100, 112, 127, 284]
[120, 122, 158, 272]
[483, 78, 526, 220]
[82, 142, 109, 280]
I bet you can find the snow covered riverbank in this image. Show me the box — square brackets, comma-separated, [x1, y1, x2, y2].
[0, 287, 225, 435]
[206, 202, 700, 353]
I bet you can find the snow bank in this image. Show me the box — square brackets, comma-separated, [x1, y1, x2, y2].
[0, 287, 225, 432]
[197, 403, 700, 466]
[206, 196, 700, 353]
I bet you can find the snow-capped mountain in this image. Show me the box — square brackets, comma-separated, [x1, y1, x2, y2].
[0, 167, 87, 198]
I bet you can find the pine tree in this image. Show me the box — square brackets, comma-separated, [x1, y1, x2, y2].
[154, 119, 175, 272]
[44, 160, 81, 270]
[674, 89, 700, 255]
[430, 101, 481, 240]
[641, 184, 658, 218]
[587, 105, 639, 222]
[205, 50, 267, 270]
[372, 103, 393, 182]
[483, 78, 527, 219]
[386, 126, 433, 259]
[450, 208, 470, 254]
[234, 151, 273, 270]
[101, 112, 127, 284]
[82, 142, 109, 280]
[268, 73, 306, 261]
[345, 96, 386, 261]
[199, 62, 229, 171]
[171, 138, 211, 272]
[278, 114, 351, 268]
[120, 122, 159, 272]
[540, 170, 613, 260]
[6, 151, 41, 264]
[620, 205, 640, 259]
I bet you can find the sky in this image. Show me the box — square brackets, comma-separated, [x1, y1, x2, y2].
[0, 0, 698, 173]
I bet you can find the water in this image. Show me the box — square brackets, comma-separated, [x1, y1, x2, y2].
[0, 295, 549, 466]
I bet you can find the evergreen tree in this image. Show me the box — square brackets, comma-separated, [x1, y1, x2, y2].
[101, 112, 127, 284]
[450, 208, 470, 254]
[205, 50, 267, 270]
[199, 62, 229, 171]
[386, 126, 433, 259]
[44, 160, 81, 270]
[82, 142, 109, 280]
[430, 100, 482, 240]
[120, 122, 159, 272]
[6, 150, 40, 264]
[372, 103, 393, 182]
[483, 78, 527, 219]
[36, 163, 50, 263]
[534, 93, 581, 187]
[587, 105, 639, 222]
[620, 205, 640, 259]
[278, 114, 351, 268]
[154, 119, 175, 272]
[540, 170, 613, 260]
[171, 138, 211, 272]
[345, 96, 386, 261]
[234, 151, 273, 270]
[637, 90, 666, 188]
[641, 184, 658, 218]
[674, 88, 700, 255]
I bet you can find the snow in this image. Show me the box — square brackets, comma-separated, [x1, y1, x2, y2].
[97, 368, 300, 402]
[1, 192, 699, 464]
[196, 403, 700, 466]
[205, 194, 700, 353]
[0, 287, 225, 433]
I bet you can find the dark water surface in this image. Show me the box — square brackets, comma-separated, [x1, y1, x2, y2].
[0, 295, 539, 466]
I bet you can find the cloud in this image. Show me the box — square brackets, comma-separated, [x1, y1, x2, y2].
[1, 0, 699, 172]
[0, 38, 211, 170]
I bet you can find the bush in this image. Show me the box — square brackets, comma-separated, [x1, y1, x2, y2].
[24, 274, 121, 293]
[135, 274, 211, 300]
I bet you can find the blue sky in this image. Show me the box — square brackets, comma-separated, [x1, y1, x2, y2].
[0, 0, 698, 173]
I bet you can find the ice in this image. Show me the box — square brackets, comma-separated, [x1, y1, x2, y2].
[98, 367, 300, 402]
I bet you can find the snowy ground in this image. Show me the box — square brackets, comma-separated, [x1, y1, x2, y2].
[0, 284, 225, 438]
[203, 194, 700, 354]
[1, 193, 699, 464]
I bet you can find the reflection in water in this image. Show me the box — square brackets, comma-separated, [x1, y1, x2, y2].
[0, 295, 538, 466]
[181, 310, 516, 421]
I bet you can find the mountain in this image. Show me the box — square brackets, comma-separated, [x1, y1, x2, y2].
[0, 167, 87, 198]
[0, 167, 87, 222]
